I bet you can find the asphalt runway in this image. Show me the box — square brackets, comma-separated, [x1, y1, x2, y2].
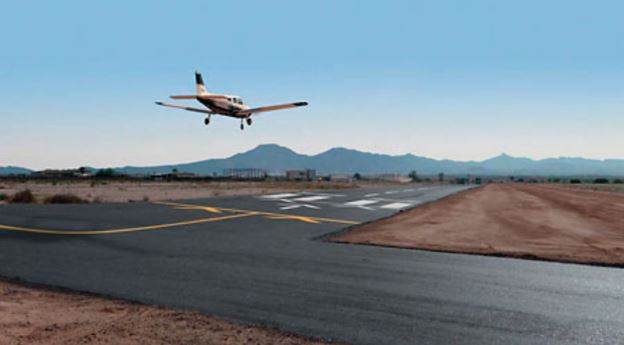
[1, 185, 624, 344]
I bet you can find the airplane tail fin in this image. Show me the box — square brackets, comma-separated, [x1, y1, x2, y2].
[195, 71, 208, 96]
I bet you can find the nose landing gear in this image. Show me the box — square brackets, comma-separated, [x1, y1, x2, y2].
[240, 119, 244, 130]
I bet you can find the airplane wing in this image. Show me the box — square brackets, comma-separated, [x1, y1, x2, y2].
[155, 102, 215, 114]
[169, 95, 197, 100]
[237, 102, 308, 116]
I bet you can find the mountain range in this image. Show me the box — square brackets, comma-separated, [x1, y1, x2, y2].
[3, 144, 624, 176]
[0, 166, 33, 176]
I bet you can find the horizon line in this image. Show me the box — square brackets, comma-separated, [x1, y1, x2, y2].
[3, 143, 624, 171]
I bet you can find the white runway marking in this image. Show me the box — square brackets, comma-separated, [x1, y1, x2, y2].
[381, 202, 412, 210]
[262, 193, 299, 199]
[293, 195, 332, 202]
[344, 200, 379, 207]
[280, 204, 320, 210]
[385, 191, 399, 195]
[364, 193, 380, 197]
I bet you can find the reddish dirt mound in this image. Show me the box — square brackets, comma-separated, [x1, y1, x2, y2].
[333, 183, 624, 266]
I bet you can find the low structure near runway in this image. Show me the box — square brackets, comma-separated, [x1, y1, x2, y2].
[223, 168, 268, 180]
[286, 169, 316, 181]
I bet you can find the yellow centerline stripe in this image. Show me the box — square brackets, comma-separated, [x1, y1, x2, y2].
[0, 213, 255, 235]
[154, 201, 361, 225]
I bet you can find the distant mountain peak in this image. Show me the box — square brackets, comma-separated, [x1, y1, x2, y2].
[238, 143, 299, 156]
[485, 153, 531, 162]
[250, 143, 293, 151]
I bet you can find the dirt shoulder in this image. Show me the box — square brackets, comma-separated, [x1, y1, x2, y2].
[0, 280, 332, 345]
[333, 183, 624, 266]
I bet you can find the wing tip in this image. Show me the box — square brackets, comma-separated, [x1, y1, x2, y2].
[155, 101, 163, 106]
[294, 101, 308, 107]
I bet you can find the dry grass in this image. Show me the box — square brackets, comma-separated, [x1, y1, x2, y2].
[0, 180, 402, 204]
[559, 183, 624, 194]
[43, 193, 88, 204]
[8, 189, 36, 203]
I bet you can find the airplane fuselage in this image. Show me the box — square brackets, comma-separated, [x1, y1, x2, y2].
[198, 95, 249, 117]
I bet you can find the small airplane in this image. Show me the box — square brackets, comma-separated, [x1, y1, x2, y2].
[156, 71, 308, 130]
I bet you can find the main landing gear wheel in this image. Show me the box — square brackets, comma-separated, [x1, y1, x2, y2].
[240, 121, 244, 130]
[246, 118, 252, 126]
[204, 117, 210, 125]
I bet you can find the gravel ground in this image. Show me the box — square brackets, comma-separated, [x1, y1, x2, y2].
[0, 280, 334, 345]
[334, 183, 624, 266]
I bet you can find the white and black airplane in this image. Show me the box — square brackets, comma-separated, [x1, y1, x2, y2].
[156, 72, 308, 130]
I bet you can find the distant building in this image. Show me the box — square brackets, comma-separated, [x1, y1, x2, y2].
[223, 168, 267, 179]
[286, 169, 317, 181]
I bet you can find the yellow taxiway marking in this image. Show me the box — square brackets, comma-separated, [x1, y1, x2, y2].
[172, 205, 223, 213]
[154, 201, 360, 225]
[0, 213, 255, 236]
[0, 201, 359, 236]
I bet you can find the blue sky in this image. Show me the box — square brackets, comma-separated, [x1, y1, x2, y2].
[2, 0, 623, 169]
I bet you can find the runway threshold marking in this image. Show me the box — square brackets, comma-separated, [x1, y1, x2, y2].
[0, 213, 255, 236]
[155, 201, 360, 225]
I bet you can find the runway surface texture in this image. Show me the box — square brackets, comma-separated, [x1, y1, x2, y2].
[1, 185, 623, 344]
